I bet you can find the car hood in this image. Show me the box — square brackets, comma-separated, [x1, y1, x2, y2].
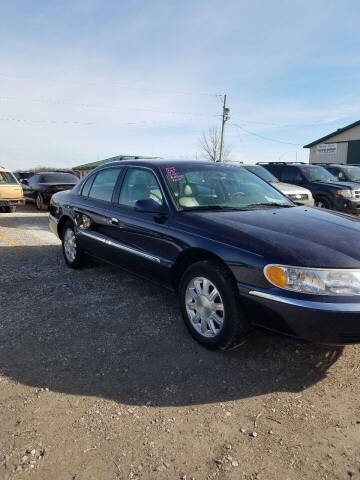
[310, 180, 360, 190]
[270, 182, 311, 195]
[180, 206, 360, 268]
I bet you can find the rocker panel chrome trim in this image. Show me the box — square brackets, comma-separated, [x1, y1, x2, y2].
[78, 229, 161, 263]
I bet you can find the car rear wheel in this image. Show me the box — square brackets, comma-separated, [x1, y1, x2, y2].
[62, 222, 85, 269]
[36, 193, 45, 211]
[315, 196, 332, 209]
[179, 260, 249, 350]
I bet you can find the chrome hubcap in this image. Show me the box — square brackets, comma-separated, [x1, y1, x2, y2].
[63, 228, 77, 262]
[185, 276, 225, 338]
[36, 195, 42, 209]
[316, 201, 325, 208]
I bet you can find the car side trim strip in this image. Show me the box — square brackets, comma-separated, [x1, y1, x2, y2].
[78, 229, 161, 264]
[248, 290, 360, 312]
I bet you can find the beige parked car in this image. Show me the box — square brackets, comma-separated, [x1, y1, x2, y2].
[0, 166, 24, 213]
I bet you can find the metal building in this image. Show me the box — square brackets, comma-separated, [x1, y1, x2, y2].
[73, 155, 158, 178]
[304, 120, 360, 164]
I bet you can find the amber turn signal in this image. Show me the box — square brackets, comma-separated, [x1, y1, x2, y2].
[264, 265, 287, 288]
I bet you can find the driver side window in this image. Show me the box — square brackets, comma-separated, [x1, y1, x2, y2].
[119, 168, 164, 207]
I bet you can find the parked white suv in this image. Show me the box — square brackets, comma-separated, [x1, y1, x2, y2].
[243, 164, 314, 206]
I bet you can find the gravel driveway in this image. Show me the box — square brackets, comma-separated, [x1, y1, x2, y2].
[0, 205, 359, 479]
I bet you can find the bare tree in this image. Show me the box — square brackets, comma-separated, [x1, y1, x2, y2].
[199, 127, 231, 162]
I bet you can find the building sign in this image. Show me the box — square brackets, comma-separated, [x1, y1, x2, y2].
[316, 143, 337, 154]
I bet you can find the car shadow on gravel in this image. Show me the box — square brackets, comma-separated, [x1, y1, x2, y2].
[0, 244, 344, 407]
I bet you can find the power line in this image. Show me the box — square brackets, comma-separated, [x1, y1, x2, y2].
[0, 95, 219, 119]
[230, 123, 302, 146]
[0, 117, 95, 126]
[0, 117, 181, 127]
[0, 73, 220, 97]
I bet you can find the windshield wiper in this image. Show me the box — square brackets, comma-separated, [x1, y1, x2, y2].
[182, 205, 245, 212]
[245, 202, 294, 208]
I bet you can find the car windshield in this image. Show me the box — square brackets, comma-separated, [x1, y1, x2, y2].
[40, 173, 78, 183]
[300, 166, 337, 182]
[163, 164, 293, 210]
[342, 166, 360, 181]
[244, 165, 278, 182]
[0, 171, 18, 185]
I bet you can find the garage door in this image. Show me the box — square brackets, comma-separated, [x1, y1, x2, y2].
[347, 140, 360, 164]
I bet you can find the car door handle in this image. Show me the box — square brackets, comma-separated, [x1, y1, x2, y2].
[111, 217, 119, 225]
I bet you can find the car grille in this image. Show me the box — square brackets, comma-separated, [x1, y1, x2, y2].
[288, 193, 308, 201]
[353, 190, 360, 199]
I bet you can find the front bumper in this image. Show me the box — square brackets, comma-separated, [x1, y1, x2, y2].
[0, 198, 24, 206]
[49, 214, 59, 237]
[240, 286, 360, 344]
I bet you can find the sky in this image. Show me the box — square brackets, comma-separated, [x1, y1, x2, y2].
[1, 0, 360, 170]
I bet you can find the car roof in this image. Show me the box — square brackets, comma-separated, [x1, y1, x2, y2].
[0, 166, 11, 172]
[96, 159, 233, 169]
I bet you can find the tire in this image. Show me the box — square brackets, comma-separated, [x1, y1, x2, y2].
[179, 260, 249, 350]
[4, 206, 16, 213]
[36, 193, 45, 211]
[61, 221, 85, 269]
[314, 196, 332, 209]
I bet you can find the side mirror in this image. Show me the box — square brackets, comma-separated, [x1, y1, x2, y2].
[135, 198, 168, 215]
[21, 179, 29, 185]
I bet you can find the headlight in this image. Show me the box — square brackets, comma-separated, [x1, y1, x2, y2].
[264, 264, 360, 295]
[337, 189, 353, 198]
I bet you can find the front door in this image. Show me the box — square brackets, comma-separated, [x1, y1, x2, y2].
[105, 167, 179, 284]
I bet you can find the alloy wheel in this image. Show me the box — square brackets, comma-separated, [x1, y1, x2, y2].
[63, 228, 77, 263]
[185, 276, 225, 338]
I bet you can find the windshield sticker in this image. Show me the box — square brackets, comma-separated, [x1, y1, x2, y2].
[166, 167, 183, 182]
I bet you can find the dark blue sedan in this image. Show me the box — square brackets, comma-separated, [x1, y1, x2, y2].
[49, 159, 360, 349]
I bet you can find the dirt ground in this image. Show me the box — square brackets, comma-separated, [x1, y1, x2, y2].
[0, 204, 359, 480]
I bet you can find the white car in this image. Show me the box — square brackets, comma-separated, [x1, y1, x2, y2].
[243, 164, 314, 206]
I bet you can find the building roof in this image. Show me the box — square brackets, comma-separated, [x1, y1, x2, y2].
[73, 155, 158, 171]
[304, 120, 360, 148]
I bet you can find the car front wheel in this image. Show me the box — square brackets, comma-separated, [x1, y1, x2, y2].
[314, 196, 332, 209]
[179, 260, 249, 350]
[62, 222, 85, 268]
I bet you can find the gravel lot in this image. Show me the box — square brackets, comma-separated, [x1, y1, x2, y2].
[0, 204, 360, 480]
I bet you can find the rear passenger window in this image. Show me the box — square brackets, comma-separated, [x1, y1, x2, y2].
[81, 175, 95, 197]
[88, 168, 121, 202]
[281, 167, 303, 183]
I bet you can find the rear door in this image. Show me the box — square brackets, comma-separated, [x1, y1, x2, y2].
[73, 167, 124, 261]
[280, 166, 306, 186]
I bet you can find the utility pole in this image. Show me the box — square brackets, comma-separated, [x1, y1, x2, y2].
[219, 94, 230, 162]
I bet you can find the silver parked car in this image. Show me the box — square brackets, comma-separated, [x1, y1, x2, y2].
[243, 164, 314, 206]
